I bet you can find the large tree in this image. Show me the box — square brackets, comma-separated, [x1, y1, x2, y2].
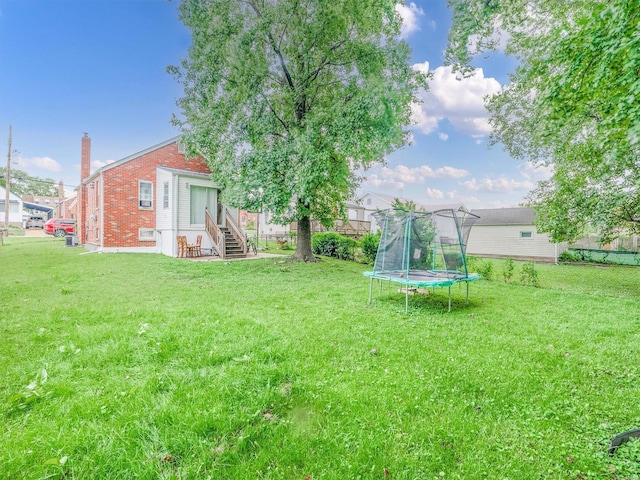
[446, 0, 640, 243]
[0, 168, 59, 197]
[170, 0, 425, 260]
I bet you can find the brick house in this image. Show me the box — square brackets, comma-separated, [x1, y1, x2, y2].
[78, 134, 246, 258]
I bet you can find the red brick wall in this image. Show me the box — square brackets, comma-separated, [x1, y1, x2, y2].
[101, 141, 210, 248]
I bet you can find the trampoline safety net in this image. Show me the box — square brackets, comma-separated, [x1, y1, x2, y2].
[365, 208, 481, 312]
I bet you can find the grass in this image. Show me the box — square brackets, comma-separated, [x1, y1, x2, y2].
[1, 237, 640, 479]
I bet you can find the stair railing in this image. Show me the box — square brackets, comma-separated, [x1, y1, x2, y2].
[205, 208, 225, 258]
[223, 206, 247, 254]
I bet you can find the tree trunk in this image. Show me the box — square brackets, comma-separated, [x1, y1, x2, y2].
[291, 215, 318, 262]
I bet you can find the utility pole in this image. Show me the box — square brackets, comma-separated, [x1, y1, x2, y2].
[4, 125, 12, 229]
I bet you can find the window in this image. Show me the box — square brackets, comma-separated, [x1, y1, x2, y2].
[189, 186, 216, 225]
[366, 198, 372, 205]
[139, 181, 153, 209]
[520, 231, 533, 239]
[139, 228, 155, 241]
[177, 142, 186, 154]
[163, 182, 169, 209]
[0, 200, 19, 213]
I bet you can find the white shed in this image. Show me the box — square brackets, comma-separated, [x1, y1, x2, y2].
[466, 207, 568, 263]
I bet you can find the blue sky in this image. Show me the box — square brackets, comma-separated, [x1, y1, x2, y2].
[0, 0, 548, 207]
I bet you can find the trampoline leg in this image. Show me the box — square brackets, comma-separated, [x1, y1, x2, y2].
[368, 278, 373, 304]
[405, 286, 409, 314]
[448, 286, 452, 312]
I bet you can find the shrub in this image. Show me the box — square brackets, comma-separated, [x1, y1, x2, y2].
[443, 252, 464, 271]
[477, 259, 494, 280]
[502, 258, 515, 283]
[467, 256, 494, 280]
[360, 233, 380, 263]
[336, 237, 357, 260]
[520, 261, 538, 287]
[559, 250, 580, 263]
[312, 232, 357, 260]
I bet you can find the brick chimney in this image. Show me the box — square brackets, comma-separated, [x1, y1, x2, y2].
[79, 133, 91, 244]
[81, 133, 91, 182]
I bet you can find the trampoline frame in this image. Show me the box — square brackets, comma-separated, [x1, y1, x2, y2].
[364, 269, 482, 313]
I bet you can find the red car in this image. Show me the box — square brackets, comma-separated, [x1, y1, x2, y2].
[44, 218, 76, 237]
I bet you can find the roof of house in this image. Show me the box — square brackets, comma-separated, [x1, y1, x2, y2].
[84, 136, 181, 183]
[0, 186, 22, 202]
[356, 191, 464, 212]
[156, 166, 212, 180]
[470, 207, 536, 226]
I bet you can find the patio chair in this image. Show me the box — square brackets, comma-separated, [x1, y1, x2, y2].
[189, 235, 202, 257]
[177, 235, 188, 258]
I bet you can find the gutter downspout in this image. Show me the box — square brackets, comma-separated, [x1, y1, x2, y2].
[99, 172, 105, 251]
[173, 173, 179, 257]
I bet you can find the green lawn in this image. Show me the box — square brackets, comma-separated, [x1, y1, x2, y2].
[1, 237, 640, 479]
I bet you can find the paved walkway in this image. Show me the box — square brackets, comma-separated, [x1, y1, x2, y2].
[187, 252, 284, 262]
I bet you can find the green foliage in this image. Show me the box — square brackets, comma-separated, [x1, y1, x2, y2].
[312, 232, 357, 260]
[172, 0, 427, 259]
[446, 0, 640, 243]
[559, 250, 582, 263]
[391, 198, 424, 212]
[502, 258, 515, 283]
[467, 255, 493, 280]
[520, 261, 539, 287]
[0, 167, 59, 197]
[359, 232, 380, 263]
[2, 239, 640, 477]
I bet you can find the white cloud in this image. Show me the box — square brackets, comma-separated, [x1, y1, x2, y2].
[412, 66, 502, 138]
[395, 2, 425, 38]
[438, 132, 449, 141]
[518, 161, 553, 182]
[412, 61, 430, 74]
[13, 155, 62, 172]
[366, 163, 469, 191]
[366, 173, 405, 191]
[460, 176, 535, 194]
[91, 159, 115, 172]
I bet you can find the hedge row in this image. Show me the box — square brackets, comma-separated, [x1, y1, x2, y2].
[311, 232, 380, 262]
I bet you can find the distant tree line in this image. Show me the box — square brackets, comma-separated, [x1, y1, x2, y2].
[0, 168, 59, 197]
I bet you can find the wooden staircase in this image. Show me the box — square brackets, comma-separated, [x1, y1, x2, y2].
[204, 207, 247, 259]
[220, 226, 246, 259]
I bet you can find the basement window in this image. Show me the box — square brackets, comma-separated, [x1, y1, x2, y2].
[138, 228, 155, 241]
[520, 231, 533, 239]
[139, 181, 153, 209]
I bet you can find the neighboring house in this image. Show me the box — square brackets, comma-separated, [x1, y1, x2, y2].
[356, 191, 463, 233]
[78, 134, 246, 258]
[0, 186, 24, 226]
[58, 191, 78, 219]
[466, 207, 568, 263]
[22, 193, 60, 214]
[238, 210, 257, 229]
[289, 200, 372, 238]
[257, 211, 291, 240]
[357, 191, 399, 232]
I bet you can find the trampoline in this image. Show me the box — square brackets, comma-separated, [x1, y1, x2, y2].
[364, 208, 481, 312]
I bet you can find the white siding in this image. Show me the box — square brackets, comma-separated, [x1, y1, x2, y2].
[156, 168, 173, 232]
[466, 225, 568, 262]
[177, 176, 217, 230]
